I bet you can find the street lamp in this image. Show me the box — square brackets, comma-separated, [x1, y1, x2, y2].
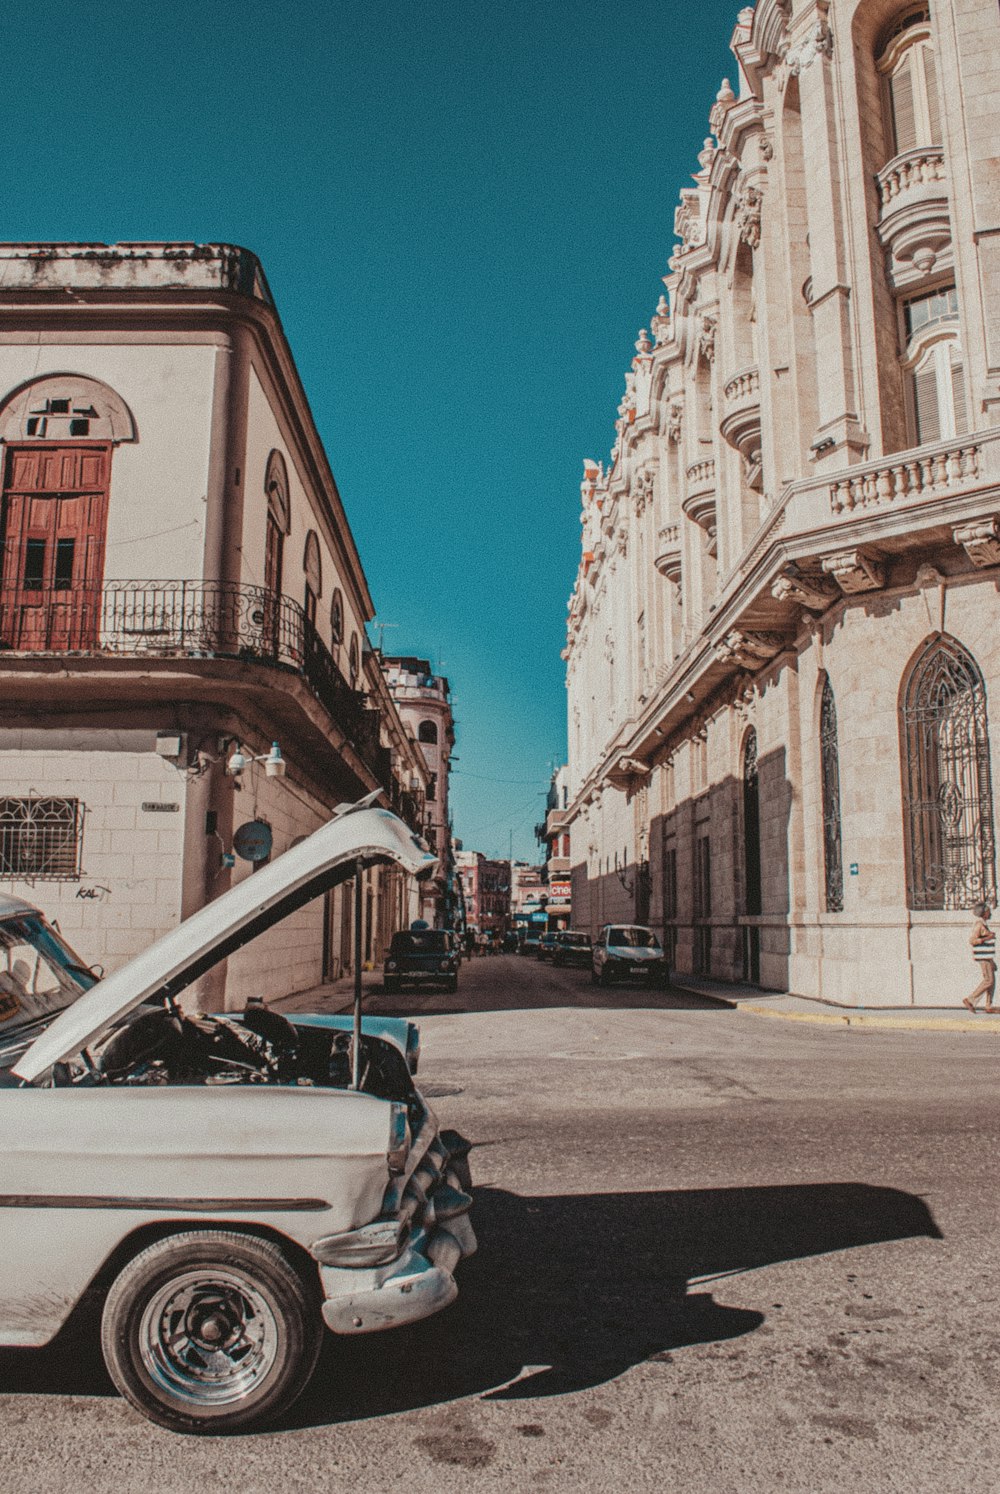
[227, 741, 286, 779]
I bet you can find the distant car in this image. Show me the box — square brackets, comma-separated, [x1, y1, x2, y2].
[536, 932, 558, 961]
[592, 924, 669, 987]
[552, 930, 593, 968]
[502, 932, 519, 953]
[384, 928, 460, 993]
[520, 932, 542, 956]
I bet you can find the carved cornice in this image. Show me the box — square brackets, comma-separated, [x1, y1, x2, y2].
[953, 517, 1000, 569]
[821, 548, 885, 594]
[770, 567, 838, 611]
[714, 630, 785, 669]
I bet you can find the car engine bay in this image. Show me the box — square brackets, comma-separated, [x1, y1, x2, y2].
[62, 999, 415, 1101]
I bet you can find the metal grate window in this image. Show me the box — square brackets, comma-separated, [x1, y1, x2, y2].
[901, 637, 997, 911]
[820, 677, 845, 912]
[0, 797, 84, 881]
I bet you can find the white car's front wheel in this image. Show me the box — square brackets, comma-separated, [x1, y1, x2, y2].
[101, 1229, 322, 1435]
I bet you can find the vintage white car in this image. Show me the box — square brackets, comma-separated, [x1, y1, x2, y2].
[0, 803, 475, 1434]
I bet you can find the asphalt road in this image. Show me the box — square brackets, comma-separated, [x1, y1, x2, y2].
[4, 954, 1000, 1493]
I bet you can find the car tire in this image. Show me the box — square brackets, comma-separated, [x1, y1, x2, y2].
[101, 1229, 322, 1435]
[447, 975, 459, 993]
[599, 964, 613, 988]
[384, 977, 400, 993]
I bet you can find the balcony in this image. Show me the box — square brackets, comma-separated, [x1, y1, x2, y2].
[0, 579, 393, 799]
[682, 459, 718, 555]
[875, 147, 950, 288]
[654, 523, 682, 583]
[719, 365, 762, 490]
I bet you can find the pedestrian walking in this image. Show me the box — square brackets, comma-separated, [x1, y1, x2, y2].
[962, 901, 998, 1012]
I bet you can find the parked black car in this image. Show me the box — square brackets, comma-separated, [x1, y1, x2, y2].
[384, 928, 459, 992]
[551, 930, 593, 968]
[537, 932, 558, 961]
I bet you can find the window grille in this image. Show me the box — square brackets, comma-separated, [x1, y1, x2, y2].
[820, 678, 845, 912]
[0, 797, 84, 880]
[901, 637, 997, 910]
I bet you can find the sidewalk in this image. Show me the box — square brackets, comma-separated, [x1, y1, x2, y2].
[270, 967, 1000, 1034]
[672, 974, 1000, 1032]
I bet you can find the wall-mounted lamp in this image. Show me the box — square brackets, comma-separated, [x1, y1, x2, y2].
[227, 741, 286, 779]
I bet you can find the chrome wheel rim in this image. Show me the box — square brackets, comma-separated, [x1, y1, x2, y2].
[138, 1267, 280, 1406]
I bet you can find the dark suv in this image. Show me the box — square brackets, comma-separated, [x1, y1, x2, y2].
[384, 929, 459, 993]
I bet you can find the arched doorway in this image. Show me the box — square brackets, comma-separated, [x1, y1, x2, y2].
[743, 728, 762, 983]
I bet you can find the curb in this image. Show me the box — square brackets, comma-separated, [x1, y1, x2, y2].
[670, 979, 1000, 1032]
[736, 1002, 1000, 1033]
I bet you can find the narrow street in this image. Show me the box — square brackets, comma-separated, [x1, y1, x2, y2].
[4, 954, 1000, 1493]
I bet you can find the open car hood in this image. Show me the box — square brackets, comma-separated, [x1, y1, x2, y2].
[14, 802, 436, 1083]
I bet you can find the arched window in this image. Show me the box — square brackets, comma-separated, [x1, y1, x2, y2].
[877, 8, 940, 161]
[303, 530, 321, 627]
[902, 285, 967, 444]
[330, 587, 344, 647]
[820, 676, 844, 912]
[900, 635, 997, 910]
[742, 728, 761, 984]
[264, 451, 289, 601]
[0, 373, 137, 443]
[418, 719, 438, 745]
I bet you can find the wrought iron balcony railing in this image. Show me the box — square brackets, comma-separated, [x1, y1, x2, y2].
[0, 579, 387, 785]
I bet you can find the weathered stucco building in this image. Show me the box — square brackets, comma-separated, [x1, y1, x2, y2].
[382, 656, 457, 927]
[564, 0, 1000, 1005]
[0, 242, 428, 1006]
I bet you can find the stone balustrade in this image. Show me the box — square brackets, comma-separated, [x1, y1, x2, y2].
[828, 442, 980, 515]
[877, 146, 946, 209]
[654, 523, 682, 581]
[685, 457, 716, 493]
[723, 365, 760, 405]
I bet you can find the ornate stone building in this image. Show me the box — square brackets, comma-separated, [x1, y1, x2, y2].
[564, 0, 1000, 1005]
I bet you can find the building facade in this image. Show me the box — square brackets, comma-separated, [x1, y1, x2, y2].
[455, 850, 511, 938]
[0, 242, 427, 1006]
[382, 656, 457, 927]
[564, 0, 1000, 1006]
[538, 766, 572, 929]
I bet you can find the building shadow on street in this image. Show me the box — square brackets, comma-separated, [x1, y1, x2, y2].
[290, 1178, 939, 1428]
[364, 957, 734, 1018]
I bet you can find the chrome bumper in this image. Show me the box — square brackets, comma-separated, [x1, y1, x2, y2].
[317, 1124, 475, 1335]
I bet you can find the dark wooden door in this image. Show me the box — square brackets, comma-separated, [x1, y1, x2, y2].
[0, 445, 111, 650]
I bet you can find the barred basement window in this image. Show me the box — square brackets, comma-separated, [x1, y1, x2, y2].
[0, 797, 84, 880]
[820, 677, 845, 912]
[901, 636, 997, 910]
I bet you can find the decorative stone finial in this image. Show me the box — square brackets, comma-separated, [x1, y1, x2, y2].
[635, 328, 652, 355]
[716, 78, 736, 105]
[697, 137, 716, 173]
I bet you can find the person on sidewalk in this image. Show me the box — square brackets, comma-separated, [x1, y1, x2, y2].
[963, 902, 998, 1012]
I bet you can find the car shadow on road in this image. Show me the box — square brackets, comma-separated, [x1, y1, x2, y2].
[0, 1180, 940, 1421]
[291, 1179, 941, 1427]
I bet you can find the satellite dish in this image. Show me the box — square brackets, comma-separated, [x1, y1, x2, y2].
[233, 820, 273, 863]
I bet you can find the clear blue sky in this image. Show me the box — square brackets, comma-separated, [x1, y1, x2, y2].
[7, 0, 737, 859]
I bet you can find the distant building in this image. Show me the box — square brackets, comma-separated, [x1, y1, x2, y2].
[0, 242, 426, 1006]
[537, 766, 572, 929]
[382, 656, 456, 926]
[455, 850, 511, 938]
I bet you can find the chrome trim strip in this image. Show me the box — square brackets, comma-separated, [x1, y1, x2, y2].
[0, 1194, 330, 1212]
